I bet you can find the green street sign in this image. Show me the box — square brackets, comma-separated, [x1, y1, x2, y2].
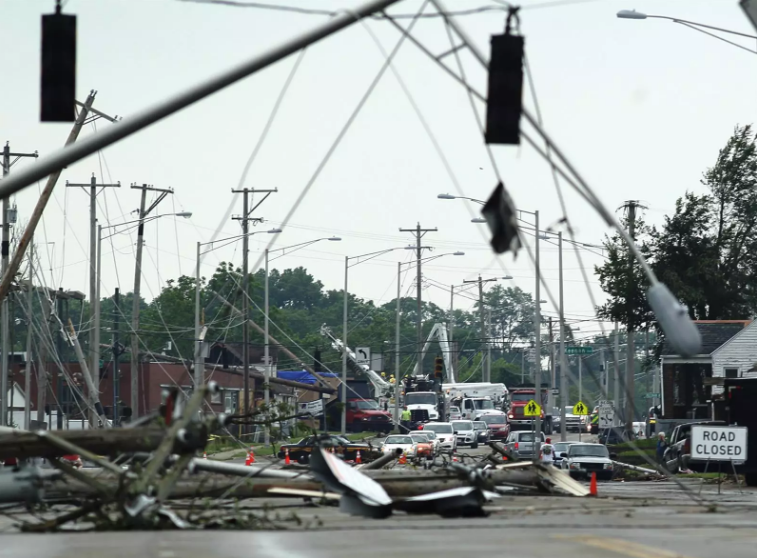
[565, 346, 593, 355]
[645, 393, 661, 398]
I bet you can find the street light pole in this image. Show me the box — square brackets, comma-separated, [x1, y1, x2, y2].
[342, 255, 349, 435]
[395, 261, 401, 432]
[264, 248, 270, 444]
[194, 241, 203, 388]
[559, 231, 567, 442]
[533, 210, 542, 451]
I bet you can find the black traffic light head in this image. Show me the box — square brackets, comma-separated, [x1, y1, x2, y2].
[485, 10, 524, 145]
[41, 3, 77, 122]
[434, 356, 444, 379]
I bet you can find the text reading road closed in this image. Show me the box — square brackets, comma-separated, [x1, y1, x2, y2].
[690, 425, 748, 462]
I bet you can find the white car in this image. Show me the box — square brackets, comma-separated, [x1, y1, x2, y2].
[448, 406, 462, 421]
[422, 422, 457, 452]
[451, 420, 478, 449]
[381, 435, 417, 457]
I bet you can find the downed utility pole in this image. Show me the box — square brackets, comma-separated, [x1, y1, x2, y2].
[210, 290, 333, 390]
[66, 319, 109, 427]
[0, 91, 96, 305]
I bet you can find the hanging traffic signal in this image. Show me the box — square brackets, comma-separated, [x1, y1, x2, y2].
[41, 2, 77, 122]
[434, 356, 444, 379]
[485, 9, 524, 145]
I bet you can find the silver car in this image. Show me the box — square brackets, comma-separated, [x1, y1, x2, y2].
[451, 420, 478, 449]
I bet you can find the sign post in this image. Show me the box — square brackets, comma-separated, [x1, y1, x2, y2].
[690, 425, 748, 494]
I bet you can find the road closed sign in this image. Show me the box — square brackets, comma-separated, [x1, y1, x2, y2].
[690, 425, 748, 462]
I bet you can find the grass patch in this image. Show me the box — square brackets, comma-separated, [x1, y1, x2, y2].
[609, 438, 657, 452]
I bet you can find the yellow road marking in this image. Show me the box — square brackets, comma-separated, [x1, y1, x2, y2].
[553, 535, 693, 558]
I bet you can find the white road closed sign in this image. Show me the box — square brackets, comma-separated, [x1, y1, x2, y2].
[690, 425, 748, 462]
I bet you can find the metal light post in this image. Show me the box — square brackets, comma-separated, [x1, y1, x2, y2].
[98, 211, 191, 421]
[394, 252, 464, 431]
[344, 246, 414, 435]
[617, 9, 757, 55]
[264, 236, 341, 443]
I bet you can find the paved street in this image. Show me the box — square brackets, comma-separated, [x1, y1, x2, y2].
[2, 480, 757, 558]
[6, 431, 754, 558]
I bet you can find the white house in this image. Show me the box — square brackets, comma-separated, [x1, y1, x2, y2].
[711, 319, 757, 394]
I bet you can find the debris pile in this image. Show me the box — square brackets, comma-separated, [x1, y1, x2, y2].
[0, 388, 593, 532]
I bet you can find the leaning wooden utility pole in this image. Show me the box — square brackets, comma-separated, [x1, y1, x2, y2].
[1, 143, 38, 426]
[65, 174, 120, 414]
[24, 240, 33, 430]
[129, 183, 174, 421]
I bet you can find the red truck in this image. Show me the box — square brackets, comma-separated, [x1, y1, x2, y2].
[506, 386, 553, 434]
[344, 398, 393, 434]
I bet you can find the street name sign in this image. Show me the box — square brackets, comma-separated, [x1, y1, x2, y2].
[690, 425, 748, 462]
[566, 346, 593, 355]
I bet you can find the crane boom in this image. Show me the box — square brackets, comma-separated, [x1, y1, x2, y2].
[411, 323, 456, 382]
[319, 325, 394, 398]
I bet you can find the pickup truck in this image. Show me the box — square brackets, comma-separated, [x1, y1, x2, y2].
[504, 430, 546, 460]
[345, 399, 393, 434]
[663, 420, 726, 473]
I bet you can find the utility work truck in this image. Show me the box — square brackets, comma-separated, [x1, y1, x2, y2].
[442, 383, 507, 420]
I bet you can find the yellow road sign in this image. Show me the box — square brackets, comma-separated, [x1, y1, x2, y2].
[573, 401, 589, 415]
[524, 399, 541, 416]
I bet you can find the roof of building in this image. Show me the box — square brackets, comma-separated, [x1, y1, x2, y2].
[662, 320, 751, 356]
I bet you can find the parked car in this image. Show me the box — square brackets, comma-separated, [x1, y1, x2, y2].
[504, 430, 546, 459]
[381, 435, 417, 458]
[277, 435, 376, 465]
[422, 422, 457, 453]
[559, 443, 616, 480]
[448, 406, 462, 421]
[663, 421, 727, 473]
[472, 421, 490, 444]
[451, 420, 478, 449]
[474, 413, 510, 440]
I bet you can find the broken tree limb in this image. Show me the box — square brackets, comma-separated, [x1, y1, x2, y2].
[0, 91, 96, 304]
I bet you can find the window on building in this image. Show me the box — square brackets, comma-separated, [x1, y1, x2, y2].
[725, 368, 739, 379]
[210, 390, 222, 404]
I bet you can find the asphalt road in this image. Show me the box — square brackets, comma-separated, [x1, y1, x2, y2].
[2, 480, 757, 558]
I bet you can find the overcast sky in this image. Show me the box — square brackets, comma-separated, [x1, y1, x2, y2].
[1, 0, 755, 343]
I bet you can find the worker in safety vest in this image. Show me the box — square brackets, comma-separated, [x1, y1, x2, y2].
[400, 406, 412, 433]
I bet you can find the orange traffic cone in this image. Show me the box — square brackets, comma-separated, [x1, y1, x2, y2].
[202, 452, 207, 460]
[452, 451, 459, 462]
[399, 451, 407, 465]
[284, 447, 291, 465]
[589, 472, 598, 496]
[356, 450, 362, 464]
[245, 447, 255, 466]
[330, 446, 335, 454]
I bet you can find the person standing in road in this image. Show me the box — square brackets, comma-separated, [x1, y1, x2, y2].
[656, 432, 667, 463]
[541, 436, 555, 465]
[400, 405, 411, 433]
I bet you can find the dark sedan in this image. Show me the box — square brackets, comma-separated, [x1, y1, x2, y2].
[277, 435, 379, 465]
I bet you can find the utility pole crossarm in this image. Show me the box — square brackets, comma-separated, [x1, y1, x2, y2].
[400, 224, 437, 379]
